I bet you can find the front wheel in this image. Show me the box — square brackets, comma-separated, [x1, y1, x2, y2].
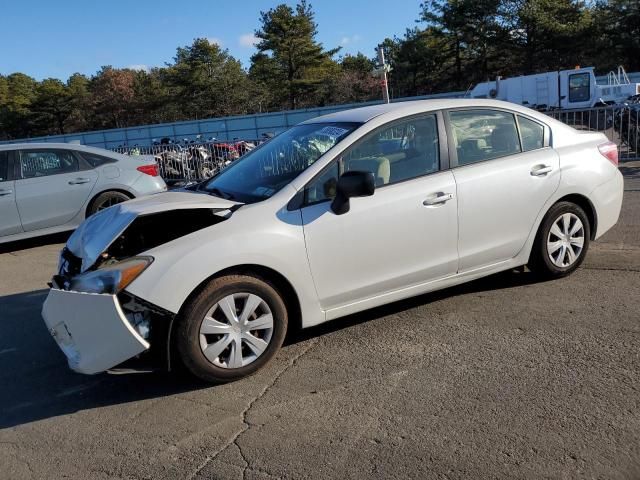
[528, 201, 591, 279]
[175, 275, 288, 383]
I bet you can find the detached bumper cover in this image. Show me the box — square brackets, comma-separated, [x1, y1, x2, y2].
[42, 288, 150, 374]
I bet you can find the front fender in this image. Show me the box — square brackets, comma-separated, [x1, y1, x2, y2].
[125, 202, 324, 328]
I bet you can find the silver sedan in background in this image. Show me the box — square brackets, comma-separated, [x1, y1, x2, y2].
[0, 143, 166, 243]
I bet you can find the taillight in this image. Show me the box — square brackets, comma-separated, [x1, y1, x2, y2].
[598, 142, 618, 166]
[137, 164, 159, 176]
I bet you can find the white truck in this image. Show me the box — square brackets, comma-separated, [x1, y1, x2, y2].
[468, 66, 640, 110]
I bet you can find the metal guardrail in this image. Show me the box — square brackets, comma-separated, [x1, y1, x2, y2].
[547, 103, 640, 161]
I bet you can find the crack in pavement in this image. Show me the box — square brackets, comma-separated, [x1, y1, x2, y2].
[187, 340, 319, 480]
[582, 266, 640, 273]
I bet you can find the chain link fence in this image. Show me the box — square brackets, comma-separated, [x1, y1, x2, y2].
[112, 140, 263, 185]
[547, 102, 640, 161]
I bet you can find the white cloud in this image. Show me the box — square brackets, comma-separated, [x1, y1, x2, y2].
[207, 37, 223, 47]
[239, 33, 259, 48]
[340, 34, 362, 46]
[127, 64, 150, 72]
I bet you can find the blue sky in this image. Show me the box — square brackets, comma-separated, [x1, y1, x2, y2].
[0, 0, 423, 80]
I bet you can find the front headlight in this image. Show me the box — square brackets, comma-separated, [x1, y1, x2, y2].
[68, 256, 153, 294]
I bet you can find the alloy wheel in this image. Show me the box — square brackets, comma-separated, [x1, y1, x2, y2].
[97, 196, 126, 211]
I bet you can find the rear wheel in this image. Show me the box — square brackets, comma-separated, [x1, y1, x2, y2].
[175, 274, 288, 383]
[88, 191, 131, 215]
[528, 201, 590, 278]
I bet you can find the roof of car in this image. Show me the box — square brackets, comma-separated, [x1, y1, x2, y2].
[302, 98, 549, 124]
[0, 142, 121, 155]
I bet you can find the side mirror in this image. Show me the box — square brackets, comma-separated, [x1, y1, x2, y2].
[331, 171, 375, 215]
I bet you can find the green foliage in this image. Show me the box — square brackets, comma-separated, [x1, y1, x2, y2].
[0, 0, 638, 140]
[165, 38, 253, 119]
[252, 1, 341, 109]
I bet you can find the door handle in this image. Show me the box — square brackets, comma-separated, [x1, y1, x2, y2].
[68, 178, 92, 185]
[0, 189, 13, 196]
[530, 164, 553, 176]
[423, 192, 454, 206]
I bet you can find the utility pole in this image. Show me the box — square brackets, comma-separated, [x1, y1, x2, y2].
[376, 45, 391, 104]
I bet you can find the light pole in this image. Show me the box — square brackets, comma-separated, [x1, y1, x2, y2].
[376, 45, 391, 104]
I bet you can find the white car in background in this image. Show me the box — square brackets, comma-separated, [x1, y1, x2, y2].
[0, 143, 166, 243]
[42, 99, 623, 383]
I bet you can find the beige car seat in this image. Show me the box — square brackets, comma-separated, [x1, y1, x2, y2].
[346, 157, 391, 186]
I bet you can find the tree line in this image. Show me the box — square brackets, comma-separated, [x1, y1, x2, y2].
[0, 0, 637, 140]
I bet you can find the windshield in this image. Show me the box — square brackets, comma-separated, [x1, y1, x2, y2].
[200, 122, 360, 203]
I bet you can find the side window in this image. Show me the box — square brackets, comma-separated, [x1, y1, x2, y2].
[19, 150, 78, 178]
[0, 151, 9, 182]
[450, 110, 521, 166]
[78, 151, 117, 168]
[305, 161, 339, 205]
[518, 116, 545, 151]
[569, 73, 591, 103]
[303, 115, 440, 205]
[343, 115, 439, 186]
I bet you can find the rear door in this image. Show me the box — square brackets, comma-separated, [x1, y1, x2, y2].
[14, 149, 98, 231]
[0, 150, 22, 237]
[446, 109, 560, 271]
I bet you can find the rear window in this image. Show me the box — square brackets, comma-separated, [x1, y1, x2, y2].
[450, 109, 521, 165]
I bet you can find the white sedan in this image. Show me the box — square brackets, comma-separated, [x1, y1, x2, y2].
[0, 143, 166, 243]
[42, 99, 623, 383]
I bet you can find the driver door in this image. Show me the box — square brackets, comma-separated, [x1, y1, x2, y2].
[14, 149, 98, 231]
[299, 114, 459, 315]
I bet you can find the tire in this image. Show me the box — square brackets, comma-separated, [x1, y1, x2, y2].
[528, 201, 591, 279]
[175, 274, 288, 383]
[88, 191, 131, 215]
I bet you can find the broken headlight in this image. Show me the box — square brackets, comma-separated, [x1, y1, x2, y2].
[68, 257, 153, 295]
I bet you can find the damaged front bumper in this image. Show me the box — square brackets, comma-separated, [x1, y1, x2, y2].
[42, 288, 157, 374]
[41, 190, 239, 374]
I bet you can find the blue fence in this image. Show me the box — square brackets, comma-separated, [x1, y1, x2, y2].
[0, 92, 464, 149]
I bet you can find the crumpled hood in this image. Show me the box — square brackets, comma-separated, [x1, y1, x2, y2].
[66, 191, 239, 272]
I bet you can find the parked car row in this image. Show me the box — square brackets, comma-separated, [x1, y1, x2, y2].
[0, 144, 167, 243]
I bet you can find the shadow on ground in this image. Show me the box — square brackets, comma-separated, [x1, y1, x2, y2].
[0, 268, 543, 430]
[0, 231, 70, 254]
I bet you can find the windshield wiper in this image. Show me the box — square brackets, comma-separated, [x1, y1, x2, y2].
[207, 187, 234, 200]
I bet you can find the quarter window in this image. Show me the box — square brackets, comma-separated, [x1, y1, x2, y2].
[305, 162, 340, 204]
[78, 151, 117, 167]
[19, 150, 78, 178]
[0, 151, 8, 182]
[450, 110, 521, 165]
[569, 73, 591, 103]
[518, 115, 545, 151]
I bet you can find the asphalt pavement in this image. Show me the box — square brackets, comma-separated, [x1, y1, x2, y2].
[0, 164, 639, 480]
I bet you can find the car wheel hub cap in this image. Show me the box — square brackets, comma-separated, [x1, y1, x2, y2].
[199, 292, 274, 369]
[547, 213, 585, 268]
